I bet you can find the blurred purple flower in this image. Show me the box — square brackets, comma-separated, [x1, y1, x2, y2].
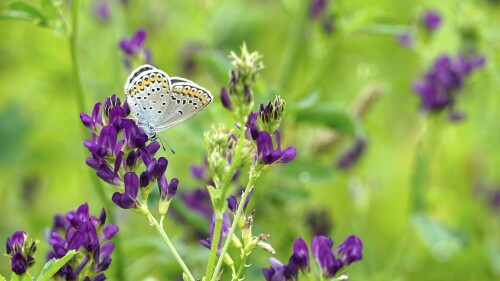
[397, 33, 414, 48]
[337, 138, 366, 170]
[262, 257, 298, 281]
[92, 0, 110, 22]
[421, 10, 442, 31]
[305, 209, 333, 236]
[46, 203, 118, 281]
[412, 53, 486, 119]
[119, 29, 152, 69]
[310, 0, 328, 18]
[199, 213, 231, 255]
[334, 235, 363, 265]
[181, 188, 213, 220]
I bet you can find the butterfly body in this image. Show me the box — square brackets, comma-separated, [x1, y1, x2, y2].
[124, 64, 213, 139]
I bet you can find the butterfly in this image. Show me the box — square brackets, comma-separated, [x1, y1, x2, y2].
[124, 64, 213, 140]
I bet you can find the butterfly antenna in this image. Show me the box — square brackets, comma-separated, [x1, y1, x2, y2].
[158, 135, 176, 155]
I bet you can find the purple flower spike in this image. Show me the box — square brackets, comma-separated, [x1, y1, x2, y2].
[412, 53, 486, 119]
[257, 131, 296, 165]
[334, 235, 363, 265]
[47, 203, 118, 281]
[112, 172, 139, 209]
[422, 10, 442, 31]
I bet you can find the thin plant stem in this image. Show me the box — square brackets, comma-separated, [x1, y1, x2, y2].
[278, 0, 308, 91]
[147, 211, 196, 281]
[234, 253, 249, 280]
[69, 1, 124, 280]
[210, 169, 259, 281]
[205, 212, 223, 279]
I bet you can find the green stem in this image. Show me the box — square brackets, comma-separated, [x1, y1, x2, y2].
[278, 0, 308, 91]
[69, 1, 124, 280]
[234, 253, 249, 280]
[295, 33, 342, 99]
[205, 212, 223, 279]
[210, 169, 259, 281]
[147, 211, 195, 281]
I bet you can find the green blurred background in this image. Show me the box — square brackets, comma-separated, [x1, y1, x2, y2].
[1, 0, 500, 280]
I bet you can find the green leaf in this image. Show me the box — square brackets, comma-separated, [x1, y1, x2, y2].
[8, 1, 47, 21]
[0, 274, 6, 281]
[0, 10, 37, 21]
[412, 213, 466, 261]
[0, 1, 48, 25]
[36, 250, 76, 281]
[295, 104, 363, 136]
[410, 143, 428, 212]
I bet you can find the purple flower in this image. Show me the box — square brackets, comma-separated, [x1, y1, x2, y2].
[6, 230, 27, 255]
[5, 230, 35, 275]
[422, 10, 442, 31]
[199, 213, 231, 255]
[412, 53, 486, 119]
[112, 172, 139, 209]
[337, 138, 366, 170]
[46, 203, 118, 280]
[262, 257, 298, 281]
[245, 112, 260, 141]
[291, 238, 310, 272]
[263, 235, 363, 280]
[256, 131, 296, 165]
[80, 102, 103, 131]
[119, 29, 152, 69]
[11, 252, 27, 275]
[159, 176, 179, 201]
[334, 235, 363, 265]
[227, 188, 253, 214]
[220, 87, 232, 110]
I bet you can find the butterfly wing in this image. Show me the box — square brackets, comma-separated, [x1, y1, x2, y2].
[152, 76, 213, 132]
[124, 65, 172, 133]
